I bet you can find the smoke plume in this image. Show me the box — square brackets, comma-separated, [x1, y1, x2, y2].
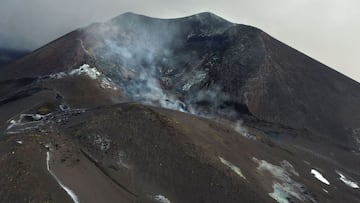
[83, 13, 246, 124]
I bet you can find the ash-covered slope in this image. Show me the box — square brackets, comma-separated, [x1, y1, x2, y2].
[1, 103, 359, 203]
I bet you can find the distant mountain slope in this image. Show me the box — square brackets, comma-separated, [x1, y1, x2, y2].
[0, 48, 29, 68]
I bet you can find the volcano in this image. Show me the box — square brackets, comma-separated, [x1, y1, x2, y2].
[0, 12, 359, 203]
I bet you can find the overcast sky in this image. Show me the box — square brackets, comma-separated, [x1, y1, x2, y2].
[1, 0, 359, 82]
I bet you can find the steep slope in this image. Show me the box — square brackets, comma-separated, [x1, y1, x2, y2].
[0, 31, 88, 80]
[247, 33, 360, 143]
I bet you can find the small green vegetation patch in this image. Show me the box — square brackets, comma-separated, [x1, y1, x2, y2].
[36, 103, 56, 115]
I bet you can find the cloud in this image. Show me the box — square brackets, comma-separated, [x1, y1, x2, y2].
[0, 0, 359, 81]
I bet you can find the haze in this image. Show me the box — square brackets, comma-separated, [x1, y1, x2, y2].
[1, 0, 359, 82]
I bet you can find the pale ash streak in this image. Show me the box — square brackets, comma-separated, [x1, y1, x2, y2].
[336, 171, 359, 189]
[153, 195, 171, 203]
[310, 169, 330, 185]
[253, 157, 316, 203]
[46, 149, 80, 203]
[219, 157, 246, 180]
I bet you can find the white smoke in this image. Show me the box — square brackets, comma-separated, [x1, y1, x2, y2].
[233, 120, 255, 140]
[82, 13, 247, 121]
[186, 86, 228, 117]
[84, 14, 187, 112]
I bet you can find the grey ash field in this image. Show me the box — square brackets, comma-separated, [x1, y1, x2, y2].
[0, 12, 360, 203]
